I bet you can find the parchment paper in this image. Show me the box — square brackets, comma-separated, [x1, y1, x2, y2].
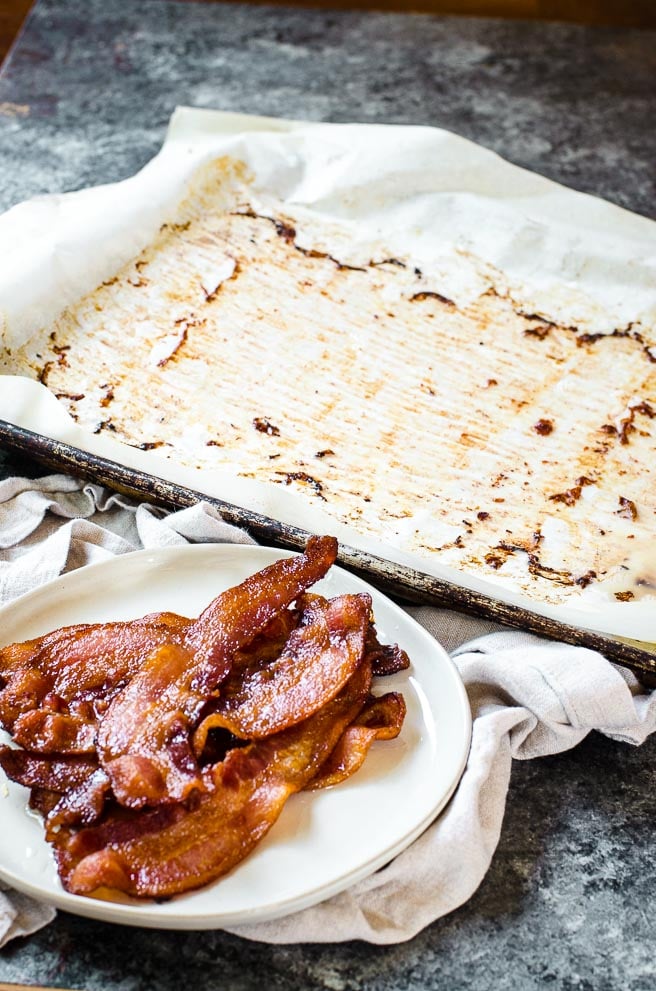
[0, 108, 654, 641]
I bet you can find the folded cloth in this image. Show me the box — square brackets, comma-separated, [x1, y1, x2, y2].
[0, 474, 654, 947]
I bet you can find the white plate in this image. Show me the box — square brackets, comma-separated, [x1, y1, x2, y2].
[0, 543, 471, 930]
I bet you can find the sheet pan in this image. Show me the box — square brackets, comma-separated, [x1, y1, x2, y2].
[0, 108, 655, 673]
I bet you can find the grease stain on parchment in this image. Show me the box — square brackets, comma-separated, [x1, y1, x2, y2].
[2, 155, 655, 608]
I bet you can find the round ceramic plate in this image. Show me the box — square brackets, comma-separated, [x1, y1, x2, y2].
[0, 543, 471, 930]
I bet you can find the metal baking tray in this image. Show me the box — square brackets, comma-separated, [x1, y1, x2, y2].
[2, 419, 654, 684]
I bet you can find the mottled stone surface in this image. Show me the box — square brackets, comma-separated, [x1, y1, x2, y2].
[0, 0, 654, 218]
[1, 3, 656, 989]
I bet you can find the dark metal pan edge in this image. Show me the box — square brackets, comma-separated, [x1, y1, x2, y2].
[1, 419, 654, 684]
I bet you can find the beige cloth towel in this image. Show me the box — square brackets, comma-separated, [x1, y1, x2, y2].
[0, 474, 654, 947]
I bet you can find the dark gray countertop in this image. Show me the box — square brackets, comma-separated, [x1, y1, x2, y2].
[0, 0, 654, 218]
[1, 2, 655, 989]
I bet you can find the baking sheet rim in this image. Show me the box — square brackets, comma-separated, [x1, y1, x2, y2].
[1, 413, 655, 681]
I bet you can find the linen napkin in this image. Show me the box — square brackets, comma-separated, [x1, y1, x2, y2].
[0, 474, 654, 947]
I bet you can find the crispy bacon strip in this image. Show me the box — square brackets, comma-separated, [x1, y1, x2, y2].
[365, 625, 411, 677]
[0, 615, 190, 747]
[0, 745, 97, 792]
[11, 710, 97, 755]
[193, 592, 371, 746]
[0, 667, 51, 725]
[55, 659, 371, 898]
[0, 613, 188, 691]
[46, 769, 111, 832]
[0, 744, 109, 831]
[183, 537, 338, 693]
[0, 610, 301, 759]
[55, 611, 306, 828]
[29, 787, 61, 818]
[97, 536, 338, 808]
[305, 692, 406, 791]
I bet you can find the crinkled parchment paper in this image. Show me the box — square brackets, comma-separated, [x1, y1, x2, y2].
[0, 107, 655, 640]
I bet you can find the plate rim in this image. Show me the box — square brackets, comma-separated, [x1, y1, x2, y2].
[0, 541, 472, 929]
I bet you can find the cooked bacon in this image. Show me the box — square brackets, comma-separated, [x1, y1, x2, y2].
[46, 768, 111, 833]
[364, 625, 411, 677]
[0, 610, 301, 759]
[0, 540, 335, 764]
[0, 743, 108, 829]
[0, 745, 97, 792]
[0, 668, 53, 728]
[183, 536, 338, 693]
[193, 592, 371, 746]
[11, 709, 97, 755]
[0, 615, 191, 745]
[0, 613, 188, 691]
[54, 659, 371, 898]
[96, 536, 338, 808]
[306, 691, 406, 791]
[0, 536, 409, 901]
[231, 607, 301, 671]
[29, 787, 63, 817]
